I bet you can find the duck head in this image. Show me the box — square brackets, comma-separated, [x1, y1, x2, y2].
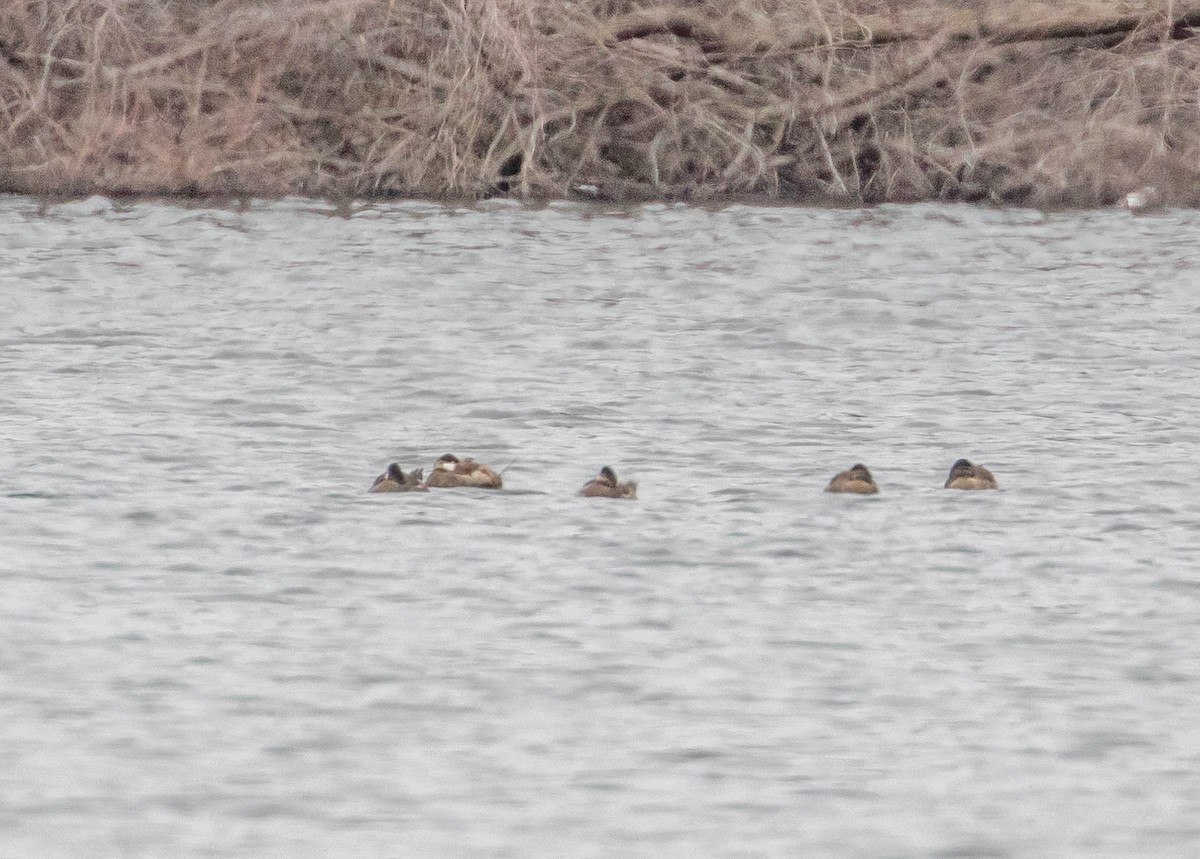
[849, 463, 873, 482]
[948, 459, 974, 478]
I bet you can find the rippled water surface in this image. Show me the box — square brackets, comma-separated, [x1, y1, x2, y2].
[3, 195, 1200, 856]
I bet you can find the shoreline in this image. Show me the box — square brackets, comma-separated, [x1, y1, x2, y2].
[3, 1, 1198, 207]
[2, 189, 1154, 214]
[0, 184, 1166, 214]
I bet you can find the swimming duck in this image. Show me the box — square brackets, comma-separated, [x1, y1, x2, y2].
[1123, 186, 1163, 214]
[825, 463, 879, 494]
[369, 463, 427, 493]
[425, 453, 503, 489]
[580, 466, 637, 499]
[944, 458, 998, 490]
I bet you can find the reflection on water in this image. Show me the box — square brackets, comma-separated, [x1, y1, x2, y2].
[3, 196, 1199, 856]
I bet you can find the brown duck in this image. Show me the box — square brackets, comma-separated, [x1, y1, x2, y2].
[580, 466, 637, 499]
[425, 454, 503, 489]
[825, 463, 879, 494]
[369, 463, 427, 493]
[944, 459, 998, 490]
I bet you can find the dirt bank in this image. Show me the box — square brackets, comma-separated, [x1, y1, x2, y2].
[2, 0, 1199, 206]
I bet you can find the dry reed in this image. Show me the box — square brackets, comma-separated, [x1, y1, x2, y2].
[2, 0, 1199, 205]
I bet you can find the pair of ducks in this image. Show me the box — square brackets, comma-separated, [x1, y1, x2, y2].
[369, 455, 637, 499]
[827, 459, 998, 494]
[370, 454, 501, 491]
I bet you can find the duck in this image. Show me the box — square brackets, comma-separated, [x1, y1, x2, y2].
[1123, 186, 1163, 214]
[580, 466, 637, 499]
[369, 463, 427, 492]
[944, 458, 998, 490]
[425, 453, 503, 489]
[825, 463, 879, 494]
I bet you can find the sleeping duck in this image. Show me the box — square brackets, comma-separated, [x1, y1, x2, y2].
[425, 453, 503, 489]
[580, 466, 637, 499]
[369, 463, 427, 492]
[825, 463, 879, 494]
[944, 459, 998, 490]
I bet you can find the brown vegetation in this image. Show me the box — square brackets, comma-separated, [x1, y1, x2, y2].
[2, 0, 1200, 206]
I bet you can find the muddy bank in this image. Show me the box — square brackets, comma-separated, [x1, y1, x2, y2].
[2, 0, 1199, 206]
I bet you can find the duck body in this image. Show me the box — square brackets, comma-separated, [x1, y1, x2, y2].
[580, 466, 637, 499]
[825, 463, 879, 494]
[369, 463, 427, 492]
[944, 459, 998, 490]
[426, 454, 503, 489]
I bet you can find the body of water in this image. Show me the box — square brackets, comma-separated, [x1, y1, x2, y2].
[3, 196, 1199, 856]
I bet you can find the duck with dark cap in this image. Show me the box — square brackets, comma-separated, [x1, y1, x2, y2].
[825, 463, 879, 494]
[580, 466, 637, 499]
[425, 454, 503, 489]
[944, 459, 998, 490]
[369, 463, 428, 492]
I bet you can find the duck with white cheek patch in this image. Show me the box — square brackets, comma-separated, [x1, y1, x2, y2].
[425, 453, 503, 489]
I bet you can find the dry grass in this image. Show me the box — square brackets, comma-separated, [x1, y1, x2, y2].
[2, 0, 1199, 205]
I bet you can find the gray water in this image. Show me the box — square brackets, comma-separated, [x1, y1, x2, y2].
[3, 195, 1199, 857]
